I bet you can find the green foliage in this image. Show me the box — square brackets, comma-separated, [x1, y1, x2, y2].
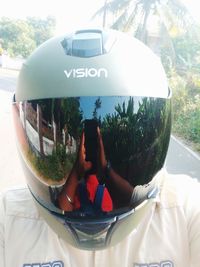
[170, 71, 200, 151]
[172, 26, 200, 75]
[26, 16, 56, 47]
[169, 25, 200, 150]
[0, 16, 56, 58]
[29, 145, 76, 181]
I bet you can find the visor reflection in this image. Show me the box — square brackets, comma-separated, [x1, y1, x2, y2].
[13, 96, 171, 214]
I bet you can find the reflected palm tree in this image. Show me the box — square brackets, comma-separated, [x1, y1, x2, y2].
[93, 97, 102, 120]
[101, 97, 171, 186]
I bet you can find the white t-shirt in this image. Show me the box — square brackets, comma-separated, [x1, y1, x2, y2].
[0, 172, 200, 267]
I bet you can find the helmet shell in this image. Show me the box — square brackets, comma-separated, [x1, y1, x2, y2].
[13, 28, 171, 250]
[16, 29, 169, 101]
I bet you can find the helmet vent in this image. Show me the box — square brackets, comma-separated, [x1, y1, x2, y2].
[61, 29, 116, 58]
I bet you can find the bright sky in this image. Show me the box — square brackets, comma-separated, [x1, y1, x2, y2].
[1, 0, 200, 36]
[182, 0, 200, 24]
[1, 0, 105, 35]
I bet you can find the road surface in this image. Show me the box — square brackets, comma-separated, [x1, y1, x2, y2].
[0, 69, 26, 189]
[165, 136, 200, 180]
[0, 68, 199, 191]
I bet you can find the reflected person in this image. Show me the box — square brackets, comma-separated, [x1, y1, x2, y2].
[57, 126, 134, 212]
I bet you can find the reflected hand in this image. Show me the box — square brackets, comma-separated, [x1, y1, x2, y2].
[97, 127, 107, 171]
[76, 131, 92, 177]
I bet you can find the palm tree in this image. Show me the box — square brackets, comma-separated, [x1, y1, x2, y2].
[102, 0, 109, 28]
[94, 0, 193, 57]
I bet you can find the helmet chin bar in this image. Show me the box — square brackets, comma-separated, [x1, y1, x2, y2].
[62, 211, 131, 249]
[62, 186, 159, 249]
[32, 188, 158, 250]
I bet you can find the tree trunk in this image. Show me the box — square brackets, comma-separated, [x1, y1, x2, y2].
[103, 0, 108, 27]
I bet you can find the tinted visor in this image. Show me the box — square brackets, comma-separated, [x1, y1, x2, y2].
[12, 96, 171, 216]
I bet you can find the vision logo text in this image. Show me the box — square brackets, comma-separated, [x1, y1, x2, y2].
[64, 68, 108, 78]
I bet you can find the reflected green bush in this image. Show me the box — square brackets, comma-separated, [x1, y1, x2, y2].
[27, 145, 76, 182]
[101, 97, 171, 186]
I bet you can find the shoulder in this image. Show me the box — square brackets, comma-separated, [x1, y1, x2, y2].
[0, 187, 43, 257]
[159, 172, 200, 208]
[0, 186, 40, 220]
[158, 173, 200, 265]
[158, 171, 200, 233]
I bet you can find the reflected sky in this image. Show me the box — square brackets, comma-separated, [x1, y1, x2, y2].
[79, 96, 140, 120]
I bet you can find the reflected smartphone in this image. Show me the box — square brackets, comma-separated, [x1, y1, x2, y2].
[84, 119, 98, 170]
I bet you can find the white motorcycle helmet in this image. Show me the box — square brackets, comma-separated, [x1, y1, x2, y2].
[12, 28, 171, 250]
